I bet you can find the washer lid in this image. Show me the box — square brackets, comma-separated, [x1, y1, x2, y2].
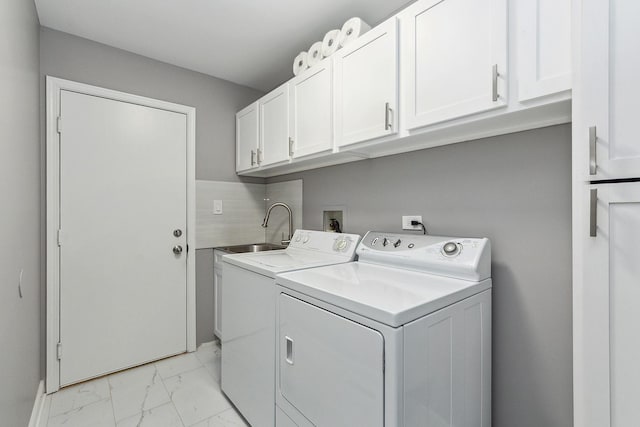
[222, 230, 362, 278]
[276, 262, 492, 327]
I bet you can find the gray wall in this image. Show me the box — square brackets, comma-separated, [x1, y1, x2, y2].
[0, 0, 42, 424]
[40, 27, 263, 182]
[269, 124, 573, 427]
[39, 28, 264, 349]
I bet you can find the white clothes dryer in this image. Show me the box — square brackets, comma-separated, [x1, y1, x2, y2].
[221, 229, 361, 427]
[274, 231, 492, 427]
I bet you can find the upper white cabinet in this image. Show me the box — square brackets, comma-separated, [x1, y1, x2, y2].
[289, 60, 333, 159]
[259, 83, 290, 167]
[236, 102, 259, 172]
[580, 0, 640, 181]
[334, 18, 398, 148]
[400, 0, 507, 130]
[236, 0, 571, 177]
[516, 0, 571, 102]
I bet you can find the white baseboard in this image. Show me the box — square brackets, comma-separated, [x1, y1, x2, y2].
[28, 380, 46, 427]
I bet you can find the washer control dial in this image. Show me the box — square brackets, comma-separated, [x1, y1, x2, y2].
[334, 238, 349, 252]
[302, 234, 310, 244]
[442, 242, 460, 257]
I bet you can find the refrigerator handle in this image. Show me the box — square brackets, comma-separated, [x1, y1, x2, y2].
[590, 189, 597, 237]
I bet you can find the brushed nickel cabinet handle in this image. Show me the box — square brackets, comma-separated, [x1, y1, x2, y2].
[590, 189, 597, 237]
[589, 126, 597, 175]
[492, 64, 499, 102]
[251, 150, 256, 166]
[257, 148, 262, 165]
[289, 137, 294, 157]
[385, 102, 392, 131]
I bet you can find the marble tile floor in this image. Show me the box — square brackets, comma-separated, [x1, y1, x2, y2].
[39, 340, 249, 427]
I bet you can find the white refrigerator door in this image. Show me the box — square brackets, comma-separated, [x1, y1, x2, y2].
[278, 294, 384, 427]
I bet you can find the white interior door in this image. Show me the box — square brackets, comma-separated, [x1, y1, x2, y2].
[58, 90, 188, 386]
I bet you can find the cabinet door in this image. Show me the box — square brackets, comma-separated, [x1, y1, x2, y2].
[213, 268, 222, 339]
[401, 0, 507, 129]
[278, 294, 384, 427]
[516, 0, 571, 101]
[289, 61, 333, 158]
[581, 0, 640, 180]
[334, 18, 398, 148]
[578, 182, 640, 427]
[236, 102, 259, 172]
[259, 84, 290, 166]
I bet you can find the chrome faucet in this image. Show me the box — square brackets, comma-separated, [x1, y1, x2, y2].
[262, 202, 293, 246]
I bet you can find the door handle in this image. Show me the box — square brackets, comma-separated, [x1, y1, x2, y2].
[250, 150, 256, 166]
[257, 148, 262, 165]
[589, 126, 597, 175]
[173, 245, 183, 255]
[492, 64, 500, 102]
[589, 189, 597, 237]
[285, 336, 294, 365]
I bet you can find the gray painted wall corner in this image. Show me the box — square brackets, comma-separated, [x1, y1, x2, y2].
[0, 0, 42, 425]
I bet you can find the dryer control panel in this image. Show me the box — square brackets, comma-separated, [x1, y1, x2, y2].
[357, 231, 491, 282]
[287, 229, 361, 257]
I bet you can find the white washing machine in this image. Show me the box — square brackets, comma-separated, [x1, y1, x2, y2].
[221, 229, 361, 427]
[274, 231, 492, 427]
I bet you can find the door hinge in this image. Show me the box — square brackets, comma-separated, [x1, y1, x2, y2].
[57, 342, 62, 360]
[57, 229, 64, 246]
[56, 116, 62, 134]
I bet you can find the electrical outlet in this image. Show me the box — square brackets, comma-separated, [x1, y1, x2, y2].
[402, 215, 423, 230]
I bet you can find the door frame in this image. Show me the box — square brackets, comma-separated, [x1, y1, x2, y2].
[45, 76, 197, 393]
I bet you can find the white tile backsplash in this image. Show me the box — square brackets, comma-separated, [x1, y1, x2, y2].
[196, 179, 302, 249]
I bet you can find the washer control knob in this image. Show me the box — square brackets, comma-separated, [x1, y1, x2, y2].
[295, 234, 301, 242]
[334, 239, 348, 252]
[302, 235, 310, 244]
[408, 243, 415, 249]
[443, 242, 459, 256]
[371, 237, 379, 246]
[393, 239, 402, 248]
[383, 238, 389, 247]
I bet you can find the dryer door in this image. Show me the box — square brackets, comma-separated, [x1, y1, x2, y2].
[278, 293, 384, 427]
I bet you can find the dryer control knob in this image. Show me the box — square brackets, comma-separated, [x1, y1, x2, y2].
[443, 242, 459, 256]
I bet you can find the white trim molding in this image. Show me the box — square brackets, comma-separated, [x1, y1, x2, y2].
[28, 380, 46, 427]
[45, 76, 197, 393]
